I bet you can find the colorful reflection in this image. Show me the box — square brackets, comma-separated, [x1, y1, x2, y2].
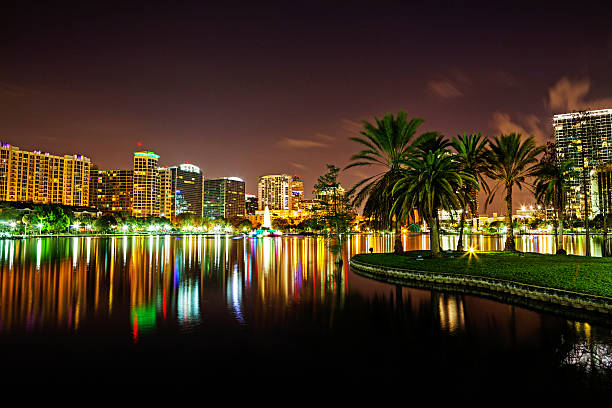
[0, 233, 610, 344]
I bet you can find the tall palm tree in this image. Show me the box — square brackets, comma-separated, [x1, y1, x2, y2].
[486, 133, 545, 251]
[345, 111, 438, 254]
[451, 133, 491, 251]
[534, 156, 575, 254]
[392, 150, 476, 258]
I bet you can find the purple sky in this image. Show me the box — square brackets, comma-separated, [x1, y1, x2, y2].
[2, 1, 612, 213]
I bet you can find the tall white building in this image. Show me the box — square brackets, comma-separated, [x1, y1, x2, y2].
[257, 174, 292, 210]
[554, 109, 612, 218]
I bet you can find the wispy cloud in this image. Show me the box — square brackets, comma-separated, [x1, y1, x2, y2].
[276, 137, 329, 149]
[290, 162, 308, 170]
[427, 79, 463, 99]
[548, 76, 612, 112]
[491, 112, 548, 143]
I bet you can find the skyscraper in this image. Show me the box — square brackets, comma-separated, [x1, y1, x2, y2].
[290, 175, 304, 210]
[132, 151, 160, 217]
[0, 142, 91, 206]
[172, 163, 203, 217]
[554, 109, 612, 218]
[158, 167, 174, 219]
[258, 174, 292, 210]
[203, 177, 245, 218]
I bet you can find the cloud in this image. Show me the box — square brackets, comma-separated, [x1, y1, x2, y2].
[427, 80, 463, 98]
[491, 112, 549, 143]
[276, 137, 329, 149]
[548, 77, 612, 112]
[290, 162, 308, 170]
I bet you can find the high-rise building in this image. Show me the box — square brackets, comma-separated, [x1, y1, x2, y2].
[290, 175, 304, 210]
[89, 168, 133, 213]
[258, 174, 292, 210]
[172, 163, 203, 217]
[132, 151, 160, 217]
[554, 109, 612, 218]
[203, 177, 245, 218]
[158, 167, 174, 219]
[245, 194, 258, 215]
[0, 142, 91, 206]
[591, 162, 612, 217]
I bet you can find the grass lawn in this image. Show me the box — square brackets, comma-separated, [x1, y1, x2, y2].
[352, 251, 612, 298]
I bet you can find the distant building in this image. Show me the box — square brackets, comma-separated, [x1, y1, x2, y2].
[591, 162, 612, 217]
[158, 167, 174, 219]
[89, 168, 134, 213]
[172, 163, 203, 217]
[554, 109, 612, 218]
[0, 142, 90, 206]
[258, 174, 292, 210]
[203, 177, 245, 218]
[132, 151, 160, 217]
[245, 194, 258, 215]
[291, 175, 304, 210]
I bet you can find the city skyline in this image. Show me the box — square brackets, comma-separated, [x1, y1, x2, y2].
[3, 2, 612, 213]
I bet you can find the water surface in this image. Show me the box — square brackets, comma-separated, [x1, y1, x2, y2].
[0, 233, 611, 392]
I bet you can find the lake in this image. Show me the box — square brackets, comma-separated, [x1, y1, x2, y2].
[0, 233, 611, 393]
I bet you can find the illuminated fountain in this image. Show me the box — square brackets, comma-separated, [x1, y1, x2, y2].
[250, 205, 282, 237]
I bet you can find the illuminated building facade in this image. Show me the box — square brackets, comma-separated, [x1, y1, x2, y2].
[203, 177, 245, 218]
[258, 174, 292, 210]
[0, 142, 90, 206]
[158, 167, 174, 219]
[554, 109, 612, 218]
[172, 163, 203, 217]
[245, 194, 258, 215]
[89, 168, 133, 213]
[591, 162, 612, 217]
[290, 175, 304, 210]
[132, 151, 160, 217]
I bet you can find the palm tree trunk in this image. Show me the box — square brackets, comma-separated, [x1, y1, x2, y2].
[430, 216, 441, 258]
[558, 210, 565, 253]
[504, 184, 516, 251]
[394, 218, 403, 254]
[457, 204, 467, 252]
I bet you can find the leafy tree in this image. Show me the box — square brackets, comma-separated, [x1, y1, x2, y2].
[345, 111, 438, 254]
[314, 164, 353, 263]
[272, 218, 290, 231]
[236, 218, 253, 232]
[486, 133, 545, 251]
[94, 214, 117, 233]
[33, 205, 70, 233]
[392, 150, 476, 258]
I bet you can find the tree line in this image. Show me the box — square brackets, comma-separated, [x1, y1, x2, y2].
[344, 110, 578, 258]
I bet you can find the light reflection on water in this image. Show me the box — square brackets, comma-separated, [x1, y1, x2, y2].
[0, 233, 611, 386]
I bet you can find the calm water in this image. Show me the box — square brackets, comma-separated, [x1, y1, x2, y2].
[0, 233, 611, 392]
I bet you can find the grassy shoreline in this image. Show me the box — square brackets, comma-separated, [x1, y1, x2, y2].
[351, 251, 612, 299]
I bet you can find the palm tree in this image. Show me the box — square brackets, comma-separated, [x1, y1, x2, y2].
[486, 133, 545, 251]
[451, 133, 490, 251]
[392, 149, 476, 258]
[534, 147, 575, 254]
[345, 111, 438, 254]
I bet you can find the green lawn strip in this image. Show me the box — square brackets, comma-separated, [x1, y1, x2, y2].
[352, 251, 612, 298]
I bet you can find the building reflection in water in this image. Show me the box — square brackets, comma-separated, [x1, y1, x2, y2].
[0, 233, 610, 354]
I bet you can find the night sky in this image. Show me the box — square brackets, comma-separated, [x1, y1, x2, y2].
[2, 1, 612, 213]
